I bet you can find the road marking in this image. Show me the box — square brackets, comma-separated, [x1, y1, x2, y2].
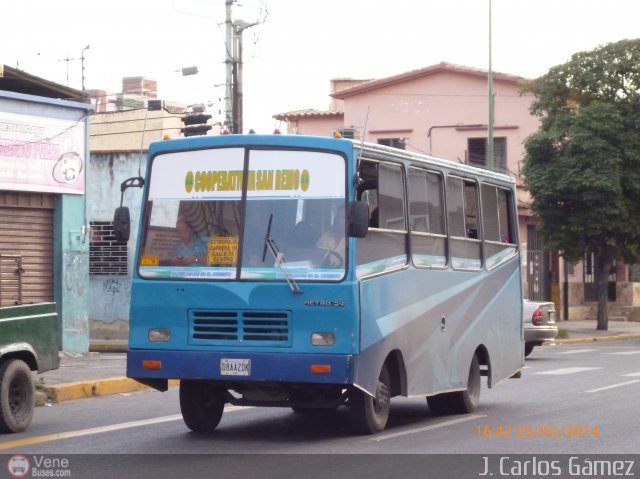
[368, 414, 486, 442]
[623, 372, 640, 377]
[584, 380, 640, 393]
[0, 406, 247, 451]
[607, 351, 640, 355]
[536, 367, 602, 375]
[559, 349, 598, 355]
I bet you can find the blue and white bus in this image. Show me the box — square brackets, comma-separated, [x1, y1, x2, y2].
[119, 133, 523, 434]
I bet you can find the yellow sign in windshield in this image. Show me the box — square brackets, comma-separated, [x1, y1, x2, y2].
[208, 237, 238, 266]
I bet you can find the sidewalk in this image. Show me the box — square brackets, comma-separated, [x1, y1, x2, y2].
[35, 319, 640, 404]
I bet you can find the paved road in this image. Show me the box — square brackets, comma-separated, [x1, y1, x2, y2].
[3, 339, 638, 478]
[6, 340, 639, 453]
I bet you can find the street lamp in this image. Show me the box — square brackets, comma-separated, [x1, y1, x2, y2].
[176, 66, 199, 76]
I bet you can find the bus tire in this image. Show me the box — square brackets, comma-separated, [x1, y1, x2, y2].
[426, 393, 450, 415]
[427, 354, 481, 415]
[0, 359, 35, 433]
[179, 380, 225, 432]
[524, 344, 535, 357]
[349, 364, 391, 434]
[448, 354, 481, 413]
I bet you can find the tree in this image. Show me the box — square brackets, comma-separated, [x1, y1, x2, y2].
[522, 39, 640, 330]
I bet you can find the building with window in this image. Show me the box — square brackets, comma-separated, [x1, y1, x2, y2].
[274, 62, 640, 321]
[0, 66, 93, 352]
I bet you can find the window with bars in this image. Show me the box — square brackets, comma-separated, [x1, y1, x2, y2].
[89, 221, 128, 275]
[378, 138, 406, 150]
[467, 137, 507, 173]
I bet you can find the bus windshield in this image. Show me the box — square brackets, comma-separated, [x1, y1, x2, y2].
[137, 147, 347, 281]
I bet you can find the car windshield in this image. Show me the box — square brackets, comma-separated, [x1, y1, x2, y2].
[138, 147, 347, 282]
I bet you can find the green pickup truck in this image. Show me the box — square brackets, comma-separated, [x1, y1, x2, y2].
[0, 302, 60, 433]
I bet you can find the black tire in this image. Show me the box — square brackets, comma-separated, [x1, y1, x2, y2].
[0, 359, 35, 433]
[179, 380, 225, 432]
[426, 392, 450, 415]
[349, 364, 391, 434]
[427, 354, 481, 415]
[524, 343, 535, 357]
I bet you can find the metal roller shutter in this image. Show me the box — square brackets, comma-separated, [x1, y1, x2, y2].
[0, 193, 55, 306]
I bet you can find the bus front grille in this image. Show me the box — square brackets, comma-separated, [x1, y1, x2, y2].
[188, 310, 291, 346]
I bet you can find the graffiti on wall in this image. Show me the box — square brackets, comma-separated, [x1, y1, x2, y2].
[103, 278, 122, 294]
[64, 252, 87, 295]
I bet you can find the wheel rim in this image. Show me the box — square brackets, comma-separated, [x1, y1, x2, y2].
[9, 378, 28, 417]
[373, 375, 390, 415]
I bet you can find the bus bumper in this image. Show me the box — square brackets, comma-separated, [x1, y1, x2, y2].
[127, 349, 355, 386]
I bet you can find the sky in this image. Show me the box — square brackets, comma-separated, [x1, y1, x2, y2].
[2, 0, 639, 133]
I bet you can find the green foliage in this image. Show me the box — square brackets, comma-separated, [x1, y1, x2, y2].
[522, 39, 640, 265]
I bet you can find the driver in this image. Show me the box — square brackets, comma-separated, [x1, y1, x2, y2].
[167, 217, 207, 266]
[316, 208, 345, 267]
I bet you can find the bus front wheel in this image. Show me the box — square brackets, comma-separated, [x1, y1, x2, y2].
[349, 364, 391, 434]
[179, 380, 225, 432]
[427, 354, 481, 415]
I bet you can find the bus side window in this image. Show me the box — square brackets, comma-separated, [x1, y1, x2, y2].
[482, 184, 517, 269]
[463, 181, 479, 239]
[447, 176, 482, 270]
[356, 160, 408, 275]
[408, 167, 447, 268]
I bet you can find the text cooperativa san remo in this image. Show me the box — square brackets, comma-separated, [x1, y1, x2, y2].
[479, 456, 636, 477]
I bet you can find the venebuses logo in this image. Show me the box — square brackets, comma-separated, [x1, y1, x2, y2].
[7, 455, 30, 478]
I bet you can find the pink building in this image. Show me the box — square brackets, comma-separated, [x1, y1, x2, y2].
[273, 62, 640, 321]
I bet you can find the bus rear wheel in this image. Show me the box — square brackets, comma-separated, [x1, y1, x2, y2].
[524, 344, 535, 357]
[0, 359, 35, 433]
[349, 364, 391, 434]
[179, 380, 225, 432]
[427, 354, 481, 415]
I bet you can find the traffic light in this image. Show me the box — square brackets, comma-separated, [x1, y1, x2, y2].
[181, 113, 212, 137]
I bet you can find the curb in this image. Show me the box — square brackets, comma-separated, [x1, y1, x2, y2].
[41, 378, 179, 404]
[545, 333, 640, 345]
[89, 341, 128, 353]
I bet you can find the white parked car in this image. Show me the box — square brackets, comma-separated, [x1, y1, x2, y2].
[523, 299, 558, 357]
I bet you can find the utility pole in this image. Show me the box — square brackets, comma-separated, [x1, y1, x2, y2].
[233, 21, 256, 134]
[225, 0, 234, 132]
[57, 45, 90, 98]
[224, 1, 258, 133]
[487, 0, 495, 171]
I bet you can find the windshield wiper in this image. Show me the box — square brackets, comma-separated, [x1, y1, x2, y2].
[262, 214, 302, 295]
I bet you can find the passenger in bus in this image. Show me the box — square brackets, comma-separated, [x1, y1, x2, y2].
[167, 217, 208, 266]
[316, 209, 345, 267]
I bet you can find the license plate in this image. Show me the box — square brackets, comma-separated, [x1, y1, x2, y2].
[220, 358, 251, 376]
[549, 311, 556, 323]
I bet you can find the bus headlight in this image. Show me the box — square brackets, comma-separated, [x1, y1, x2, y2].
[148, 328, 171, 342]
[311, 332, 335, 346]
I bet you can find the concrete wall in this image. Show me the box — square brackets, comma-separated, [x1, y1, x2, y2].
[87, 151, 146, 339]
[286, 116, 343, 137]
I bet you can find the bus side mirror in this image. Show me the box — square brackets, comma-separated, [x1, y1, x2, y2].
[348, 201, 369, 238]
[113, 207, 131, 242]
